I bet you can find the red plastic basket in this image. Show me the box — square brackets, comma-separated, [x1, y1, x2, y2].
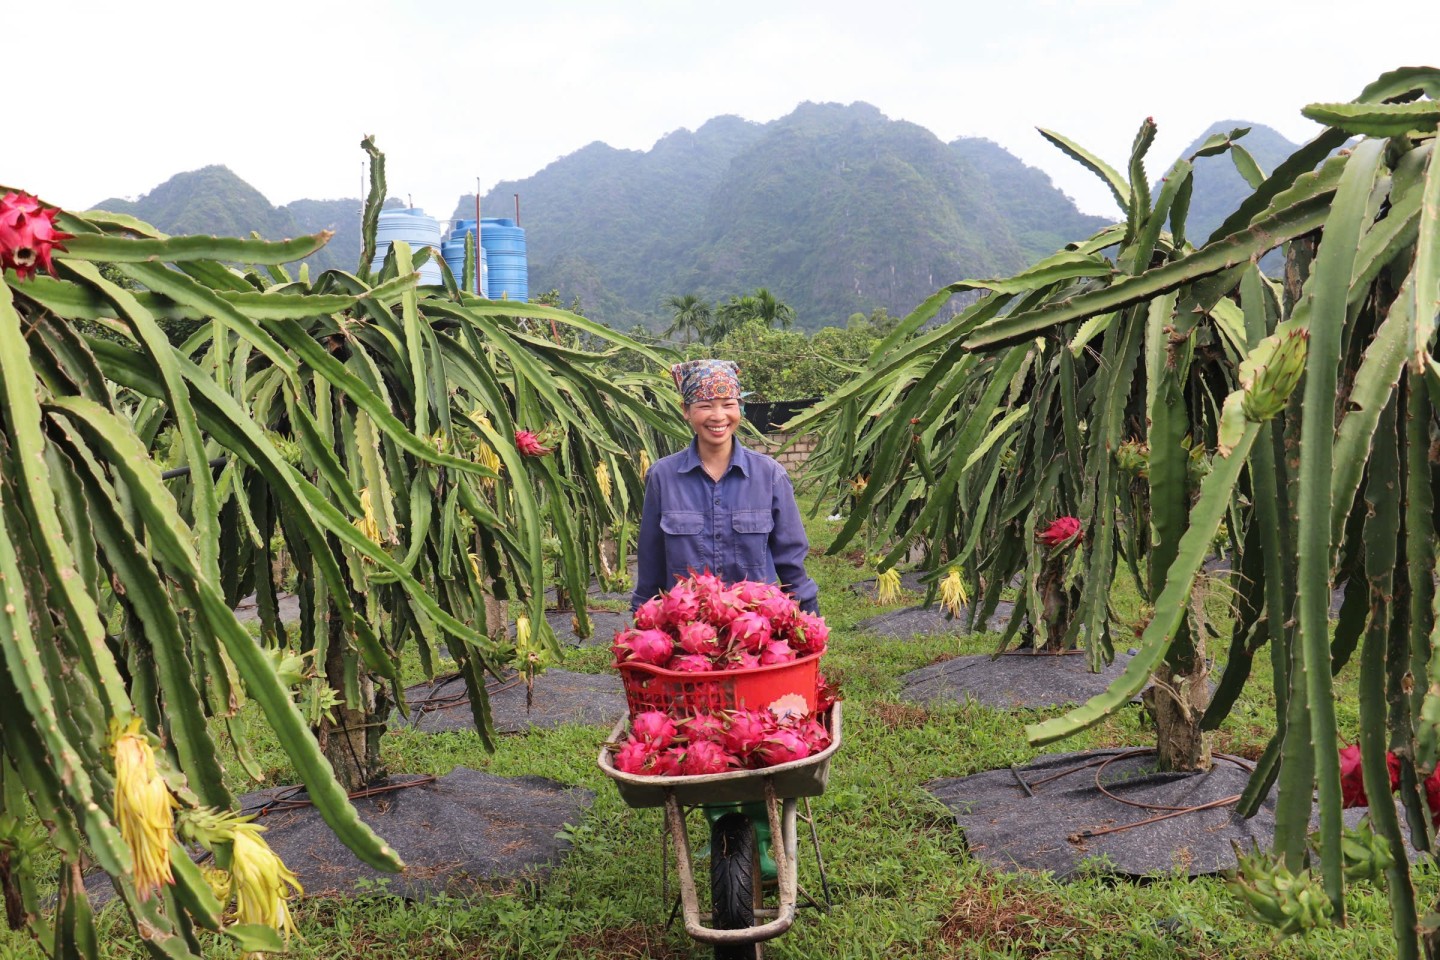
[618, 652, 822, 719]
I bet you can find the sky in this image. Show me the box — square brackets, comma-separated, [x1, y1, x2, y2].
[10, 0, 1440, 222]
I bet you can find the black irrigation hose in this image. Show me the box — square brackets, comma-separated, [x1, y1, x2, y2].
[159, 456, 230, 480]
[1012, 747, 1256, 840]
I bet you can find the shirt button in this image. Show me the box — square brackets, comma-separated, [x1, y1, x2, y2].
[713, 498, 720, 505]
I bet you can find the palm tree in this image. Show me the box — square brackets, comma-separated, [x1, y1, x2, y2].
[661, 293, 712, 344]
[715, 288, 796, 340]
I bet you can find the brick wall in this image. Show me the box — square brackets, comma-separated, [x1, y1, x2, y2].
[751, 432, 817, 477]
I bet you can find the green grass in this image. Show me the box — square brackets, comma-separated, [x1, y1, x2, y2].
[1, 503, 1430, 959]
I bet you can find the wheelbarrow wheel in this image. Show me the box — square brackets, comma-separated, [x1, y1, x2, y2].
[710, 812, 759, 960]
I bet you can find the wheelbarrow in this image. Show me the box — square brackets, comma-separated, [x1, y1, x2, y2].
[598, 703, 842, 959]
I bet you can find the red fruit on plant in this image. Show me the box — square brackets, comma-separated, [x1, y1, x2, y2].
[632, 711, 678, 748]
[727, 611, 772, 652]
[1426, 767, 1440, 827]
[759, 639, 796, 665]
[634, 597, 664, 630]
[669, 653, 714, 673]
[1388, 750, 1402, 791]
[514, 429, 552, 457]
[1338, 744, 1368, 808]
[1037, 515, 1082, 548]
[756, 728, 811, 767]
[679, 739, 734, 776]
[0, 192, 72, 281]
[676, 620, 720, 656]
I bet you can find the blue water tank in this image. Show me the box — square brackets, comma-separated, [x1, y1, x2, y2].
[441, 234, 487, 294]
[479, 217, 527, 301]
[371, 208, 443, 285]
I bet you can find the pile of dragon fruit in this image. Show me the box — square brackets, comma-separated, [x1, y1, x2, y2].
[611, 704, 835, 776]
[611, 573, 828, 672]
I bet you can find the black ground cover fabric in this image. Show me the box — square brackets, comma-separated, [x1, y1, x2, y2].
[900, 651, 1134, 710]
[234, 769, 593, 897]
[928, 749, 1409, 879]
[398, 668, 626, 735]
[856, 602, 1017, 637]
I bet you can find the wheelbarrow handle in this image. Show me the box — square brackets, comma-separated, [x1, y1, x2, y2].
[664, 781, 800, 946]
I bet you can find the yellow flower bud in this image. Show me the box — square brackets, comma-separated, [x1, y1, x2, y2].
[230, 823, 302, 940]
[938, 568, 969, 617]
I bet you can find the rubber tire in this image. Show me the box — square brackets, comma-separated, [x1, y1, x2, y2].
[710, 812, 759, 960]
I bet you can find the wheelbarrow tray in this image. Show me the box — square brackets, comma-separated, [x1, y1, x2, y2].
[598, 703, 842, 808]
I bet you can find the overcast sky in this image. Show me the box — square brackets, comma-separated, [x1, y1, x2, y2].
[11, 0, 1439, 222]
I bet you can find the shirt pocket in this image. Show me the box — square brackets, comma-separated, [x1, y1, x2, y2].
[660, 510, 706, 573]
[731, 510, 774, 579]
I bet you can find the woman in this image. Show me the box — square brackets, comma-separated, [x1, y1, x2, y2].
[632, 359, 819, 614]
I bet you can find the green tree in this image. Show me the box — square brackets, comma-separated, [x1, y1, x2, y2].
[715, 288, 795, 338]
[661, 293, 712, 344]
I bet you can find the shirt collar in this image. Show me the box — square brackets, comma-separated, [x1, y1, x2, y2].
[678, 437, 752, 478]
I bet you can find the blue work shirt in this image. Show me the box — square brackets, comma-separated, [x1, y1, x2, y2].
[632, 438, 819, 614]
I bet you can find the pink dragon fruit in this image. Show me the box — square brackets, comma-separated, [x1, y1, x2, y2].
[689, 569, 725, 605]
[682, 712, 728, 744]
[703, 586, 748, 626]
[758, 639, 796, 666]
[815, 673, 842, 712]
[626, 629, 674, 666]
[679, 739, 735, 776]
[613, 738, 658, 774]
[725, 649, 762, 670]
[632, 711, 678, 748]
[724, 709, 775, 759]
[734, 579, 780, 608]
[756, 594, 798, 631]
[652, 747, 683, 776]
[791, 612, 830, 655]
[669, 653, 714, 673]
[727, 611, 772, 652]
[0, 192, 72, 281]
[756, 728, 812, 767]
[633, 597, 665, 630]
[660, 582, 702, 625]
[795, 716, 832, 753]
[676, 620, 720, 656]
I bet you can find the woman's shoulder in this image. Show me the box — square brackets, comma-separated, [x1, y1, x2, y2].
[738, 443, 789, 479]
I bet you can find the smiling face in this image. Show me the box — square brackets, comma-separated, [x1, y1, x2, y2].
[684, 397, 742, 455]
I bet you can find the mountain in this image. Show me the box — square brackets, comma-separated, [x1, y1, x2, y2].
[1177, 121, 1306, 242]
[465, 101, 1107, 330]
[94, 166, 362, 275]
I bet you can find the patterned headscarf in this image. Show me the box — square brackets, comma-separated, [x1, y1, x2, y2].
[671, 359, 742, 405]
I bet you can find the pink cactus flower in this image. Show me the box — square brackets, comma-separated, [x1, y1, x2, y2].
[677, 620, 720, 656]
